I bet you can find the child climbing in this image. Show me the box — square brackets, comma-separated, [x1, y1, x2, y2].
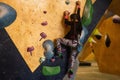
[56, 0, 82, 78]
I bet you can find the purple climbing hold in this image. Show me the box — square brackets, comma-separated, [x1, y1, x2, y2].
[41, 21, 48, 26]
[39, 32, 47, 41]
[27, 46, 34, 56]
[43, 11, 47, 14]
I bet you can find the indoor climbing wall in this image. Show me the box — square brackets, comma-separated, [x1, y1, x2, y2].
[95, 16, 120, 76]
[79, 0, 120, 75]
[1, 0, 87, 72]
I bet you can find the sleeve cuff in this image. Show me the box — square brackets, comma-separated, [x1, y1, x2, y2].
[64, 16, 69, 19]
[77, 5, 80, 9]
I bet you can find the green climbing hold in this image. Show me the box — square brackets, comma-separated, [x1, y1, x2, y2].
[82, 0, 94, 27]
[42, 66, 60, 76]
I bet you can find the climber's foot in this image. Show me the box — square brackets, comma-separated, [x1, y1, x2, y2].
[51, 57, 55, 62]
[58, 53, 63, 59]
[68, 69, 73, 78]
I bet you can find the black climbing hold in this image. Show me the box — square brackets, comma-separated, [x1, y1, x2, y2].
[112, 15, 120, 24]
[105, 34, 111, 47]
[79, 61, 91, 66]
[95, 35, 102, 40]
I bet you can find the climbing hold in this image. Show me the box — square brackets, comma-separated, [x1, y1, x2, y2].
[79, 26, 88, 44]
[39, 57, 45, 63]
[27, 46, 34, 56]
[0, 2, 17, 29]
[112, 15, 120, 24]
[65, 0, 70, 5]
[42, 40, 54, 60]
[82, 0, 94, 26]
[39, 32, 47, 41]
[95, 35, 102, 40]
[93, 29, 102, 40]
[43, 40, 54, 50]
[77, 44, 83, 53]
[88, 37, 96, 43]
[88, 37, 96, 48]
[42, 66, 61, 76]
[105, 34, 111, 48]
[41, 21, 48, 26]
[43, 11, 47, 14]
[44, 51, 54, 60]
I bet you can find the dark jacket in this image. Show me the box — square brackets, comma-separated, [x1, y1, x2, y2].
[64, 7, 82, 40]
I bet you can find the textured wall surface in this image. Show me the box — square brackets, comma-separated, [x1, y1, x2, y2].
[108, 0, 120, 16]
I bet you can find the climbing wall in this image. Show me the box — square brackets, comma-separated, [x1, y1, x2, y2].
[1, 0, 87, 72]
[108, 0, 120, 16]
[95, 17, 120, 76]
[79, 1, 120, 75]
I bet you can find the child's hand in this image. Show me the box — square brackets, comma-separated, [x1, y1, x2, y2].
[64, 10, 70, 19]
[64, 10, 70, 16]
[76, 1, 81, 6]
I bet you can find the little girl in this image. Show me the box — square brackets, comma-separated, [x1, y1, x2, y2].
[56, 1, 82, 78]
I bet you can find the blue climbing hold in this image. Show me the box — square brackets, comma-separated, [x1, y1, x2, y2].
[42, 40, 54, 60]
[0, 2, 17, 29]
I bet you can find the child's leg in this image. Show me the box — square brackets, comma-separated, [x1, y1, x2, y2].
[68, 48, 77, 78]
[56, 38, 77, 53]
[56, 38, 64, 54]
[70, 48, 77, 68]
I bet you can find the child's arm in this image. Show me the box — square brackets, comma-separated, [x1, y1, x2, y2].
[76, 1, 81, 20]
